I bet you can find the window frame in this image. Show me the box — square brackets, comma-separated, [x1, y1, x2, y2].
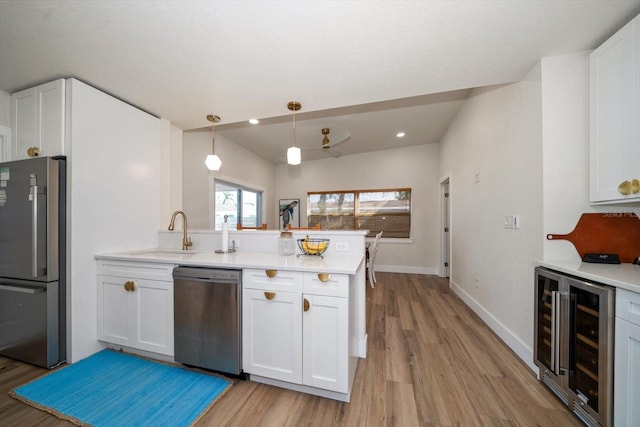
[213, 179, 263, 230]
[307, 187, 411, 238]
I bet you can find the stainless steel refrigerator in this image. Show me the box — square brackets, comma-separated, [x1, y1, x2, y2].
[0, 156, 66, 368]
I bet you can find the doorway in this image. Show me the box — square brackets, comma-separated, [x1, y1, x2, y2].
[440, 177, 450, 278]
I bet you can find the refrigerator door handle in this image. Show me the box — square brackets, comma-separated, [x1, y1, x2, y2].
[29, 173, 38, 278]
[0, 284, 45, 294]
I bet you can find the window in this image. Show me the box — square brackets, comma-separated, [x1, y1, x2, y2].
[214, 180, 263, 230]
[307, 188, 411, 238]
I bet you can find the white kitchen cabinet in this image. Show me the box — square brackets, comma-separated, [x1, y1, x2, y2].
[614, 289, 640, 427]
[10, 79, 65, 160]
[97, 260, 175, 357]
[242, 287, 302, 383]
[590, 15, 640, 203]
[0, 125, 10, 162]
[302, 292, 348, 392]
[242, 268, 350, 398]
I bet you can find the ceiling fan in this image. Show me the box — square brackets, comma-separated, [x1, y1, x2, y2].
[303, 128, 351, 157]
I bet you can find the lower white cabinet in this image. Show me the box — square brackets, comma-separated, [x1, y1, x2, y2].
[97, 260, 175, 356]
[302, 293, 348, 392]
[614, 289, 640, 427]
[243, 288, 302, 383]
[242, 269, 349, 395]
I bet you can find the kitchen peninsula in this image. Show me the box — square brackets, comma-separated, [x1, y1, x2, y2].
[95, 229, 367, 402]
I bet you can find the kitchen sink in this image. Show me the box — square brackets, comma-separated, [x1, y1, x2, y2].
[129, 248, 204, 257]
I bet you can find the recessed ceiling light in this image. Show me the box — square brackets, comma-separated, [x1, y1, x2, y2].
[396, 132, 406, 138]
[249, 118, 259, 125]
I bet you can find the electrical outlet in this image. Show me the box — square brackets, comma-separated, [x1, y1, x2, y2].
[513, 216, 520, 229]
[335, 242, 349, 251]
[233, 239, 239, 248]
[474, 278, 480, 288]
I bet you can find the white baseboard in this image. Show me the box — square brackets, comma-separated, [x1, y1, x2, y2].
[449, 279, 537, 374]
[375, 264, 438, 275]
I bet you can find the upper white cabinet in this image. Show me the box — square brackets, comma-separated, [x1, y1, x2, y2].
[0, 125, 10, 162]
[10, 79, 66, 160]
[590, 15, 640, 203]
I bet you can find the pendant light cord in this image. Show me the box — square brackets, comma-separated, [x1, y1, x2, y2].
[292, 107, 296, 148]
[212, 119, 216, 154]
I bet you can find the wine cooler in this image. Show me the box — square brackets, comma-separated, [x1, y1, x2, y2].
[534, 267, 614, 427]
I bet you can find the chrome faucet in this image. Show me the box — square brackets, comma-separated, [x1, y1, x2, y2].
[168, 210, 193, 250]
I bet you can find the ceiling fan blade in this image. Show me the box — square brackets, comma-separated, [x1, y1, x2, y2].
[326, 131, 350, 148]
[326, 148, 342, 158]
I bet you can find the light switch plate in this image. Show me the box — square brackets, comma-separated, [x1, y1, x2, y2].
[504, 216, 514, 228]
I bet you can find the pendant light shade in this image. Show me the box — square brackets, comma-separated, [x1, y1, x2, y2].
[205, 154, 222, 170]
[287, 146, 301, 165]
[287, 101, 301, 165]
[205, 114, 221, 171]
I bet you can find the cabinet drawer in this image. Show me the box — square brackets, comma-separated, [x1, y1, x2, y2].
[303, 272, 348, 297]
[243, 268, 303, 292]
[617, 289, 640, 326]
[97, 260, 175, 282]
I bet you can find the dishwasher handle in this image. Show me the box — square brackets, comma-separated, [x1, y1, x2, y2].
[173, 266, 241, 283]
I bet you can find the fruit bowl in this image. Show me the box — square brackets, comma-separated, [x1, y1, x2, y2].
[297, 238, 330, 257]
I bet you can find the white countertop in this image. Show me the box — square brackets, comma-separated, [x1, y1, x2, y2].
[537, 260, 640, 294]
[95, 248, 364, 275]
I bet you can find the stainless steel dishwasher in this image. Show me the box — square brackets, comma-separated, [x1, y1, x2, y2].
[173, 266, 242, 375]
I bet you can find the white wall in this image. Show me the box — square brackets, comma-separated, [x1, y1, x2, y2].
[542, 52, 598, 261]
[542, 52, 640, 262]
[438, 65, 543, 369]
[160, 119, 184, 222]
[274, 144, 441, 274]
[67, 79, 162, 362]
[182, 129, 276, 229]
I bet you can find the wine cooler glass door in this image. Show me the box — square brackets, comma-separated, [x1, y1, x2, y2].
[535, 270, 560, 373]
[567, 278, 613, 427]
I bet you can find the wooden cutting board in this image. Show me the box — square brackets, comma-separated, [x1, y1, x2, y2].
[547, 213, 640, 263]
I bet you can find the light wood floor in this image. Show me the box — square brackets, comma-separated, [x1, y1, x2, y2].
[0, 273, 582, 426]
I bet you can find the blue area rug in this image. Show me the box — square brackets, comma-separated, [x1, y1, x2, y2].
[11, 349, 232, 427]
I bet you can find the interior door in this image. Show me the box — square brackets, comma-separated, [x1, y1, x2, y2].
[441, 179, 450, 277]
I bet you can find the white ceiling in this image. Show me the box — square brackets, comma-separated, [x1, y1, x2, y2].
[1, 1, 639, 163]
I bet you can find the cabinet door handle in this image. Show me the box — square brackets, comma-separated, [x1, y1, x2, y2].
[618, 180, 632, 195]
[264, 291, 276, 300]
[27, 146, 40, 157]
[317, 273, 331, 282]
[124, 280, 136, 292]
[303, 298, 310, 312]
[265, 269, 278, 278]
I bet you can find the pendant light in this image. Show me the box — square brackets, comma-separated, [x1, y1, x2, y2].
[205, 114, 222, 171]
[287, 101, 301, 165]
